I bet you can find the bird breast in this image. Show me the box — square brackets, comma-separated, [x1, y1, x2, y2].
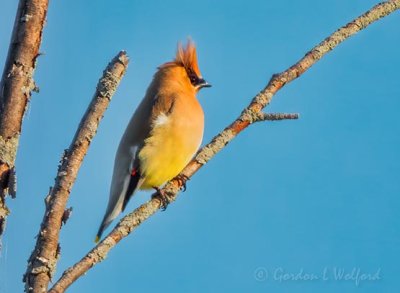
[138, 97, 204, 189]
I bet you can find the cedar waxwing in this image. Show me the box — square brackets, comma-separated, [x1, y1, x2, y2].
[96, 41, 211, 241]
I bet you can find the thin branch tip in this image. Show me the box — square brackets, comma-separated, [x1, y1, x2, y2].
[116, 51, 129, 66]
[255, 112, 300, 122]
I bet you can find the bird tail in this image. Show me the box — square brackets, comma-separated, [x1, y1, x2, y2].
[95, 168, 142, 243]
[96, 213, 116, 243]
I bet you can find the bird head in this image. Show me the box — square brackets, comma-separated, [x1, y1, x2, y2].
[159, 40, 211, 92]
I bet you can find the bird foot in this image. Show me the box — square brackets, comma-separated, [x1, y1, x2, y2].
[152, 187, 171, 211]
[175, 174, 190, 192]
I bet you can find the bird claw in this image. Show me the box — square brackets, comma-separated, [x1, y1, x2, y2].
[175, 174, 190, 192]
[151, 174, 190, 210]
[152, 187, 171, 211]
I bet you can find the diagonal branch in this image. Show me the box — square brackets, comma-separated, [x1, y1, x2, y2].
[49, 1, 400, 292]
[23, 51, 129, 293]
[0, 0, 49, 240]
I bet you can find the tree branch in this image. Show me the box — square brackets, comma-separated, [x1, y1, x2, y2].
[49, 1, 400, 292]
[0, 0, 49, 240]
[23, 51, 129, 293]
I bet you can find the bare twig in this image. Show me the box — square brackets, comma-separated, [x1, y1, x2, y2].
[0, 0, 49, 239]
[23, 51, 129, 293]
[254, 112, 299, 122]
[49, 1, 400, 292]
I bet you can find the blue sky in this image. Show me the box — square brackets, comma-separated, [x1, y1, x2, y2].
[1, 0, 400, 292]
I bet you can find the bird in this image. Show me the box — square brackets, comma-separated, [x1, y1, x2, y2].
[96, 40, 211, 242]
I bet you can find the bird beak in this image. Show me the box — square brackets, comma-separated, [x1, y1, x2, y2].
[197, 78, 212, 89]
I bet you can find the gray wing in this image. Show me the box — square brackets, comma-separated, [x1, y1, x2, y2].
[96, 95, 153, 240]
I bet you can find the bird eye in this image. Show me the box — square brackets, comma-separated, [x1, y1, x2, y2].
[187, 69, 199, 86]
[189, 74, 197, 83]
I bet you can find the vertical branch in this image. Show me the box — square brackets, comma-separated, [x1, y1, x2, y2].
[23, 51, 129, 293]
[0, 0, 49, 238]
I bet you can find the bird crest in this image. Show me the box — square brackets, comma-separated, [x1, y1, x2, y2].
[174, 40, 201, 77]
[160, 40, 202, 77]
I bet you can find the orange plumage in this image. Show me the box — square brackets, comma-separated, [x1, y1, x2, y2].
[160, 40, 203, 80]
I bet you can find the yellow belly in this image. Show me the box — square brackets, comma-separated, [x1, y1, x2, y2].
[138, 119, 202, 189]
